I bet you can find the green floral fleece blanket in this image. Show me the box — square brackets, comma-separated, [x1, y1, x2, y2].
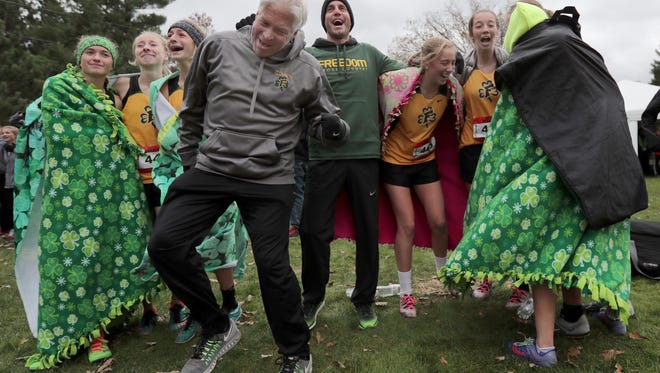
[439, 89, 632, 322]
[14, 65, 159, 369]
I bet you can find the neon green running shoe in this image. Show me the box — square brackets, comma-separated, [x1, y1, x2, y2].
[355, 303, 378, 329]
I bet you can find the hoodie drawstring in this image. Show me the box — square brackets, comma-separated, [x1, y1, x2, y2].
[250, 60, 265, 116]
[335, 44, 349, 79]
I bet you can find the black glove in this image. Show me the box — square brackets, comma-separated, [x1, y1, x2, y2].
[8, 111, 24, 127]
[320, 113, 346, 140]
[235, 14, 256, 30]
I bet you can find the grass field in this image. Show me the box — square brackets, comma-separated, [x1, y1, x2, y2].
[1, 178, 659, 372]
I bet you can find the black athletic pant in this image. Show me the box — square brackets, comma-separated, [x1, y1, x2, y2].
[300, 159, 379, 306]
[148, 169, 310, 356]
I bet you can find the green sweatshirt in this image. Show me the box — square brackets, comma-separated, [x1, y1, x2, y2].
[306, 38, 405, 160]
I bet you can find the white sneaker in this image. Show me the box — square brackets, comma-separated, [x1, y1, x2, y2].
[472, 279, 492, 300]
[399, 294, 417, 318]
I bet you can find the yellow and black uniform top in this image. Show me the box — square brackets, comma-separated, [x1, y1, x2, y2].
[460, 69, 500, 149]
[382, 88, 448, 165]
[166, 77, 183, 111]
[121, 75, 175, 184]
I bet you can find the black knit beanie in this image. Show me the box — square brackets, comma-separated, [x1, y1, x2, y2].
[321, 0, 354, 32]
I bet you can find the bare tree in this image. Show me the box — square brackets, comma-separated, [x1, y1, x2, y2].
[388, 0, 511, 63]
[190, 12, 215, 34]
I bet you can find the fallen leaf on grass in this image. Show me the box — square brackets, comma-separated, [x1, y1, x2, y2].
[567, 346, 582, 358]
[315, 331, 324, 344]
[565, 345, 582, 367]
[20, 338, 29, 345]
[238, 320, 254, 326]
[96, 357, 113, 372]
[495, 356, 506, 361]
[628, 332, 649, 340]
[326, 341, 337, 348]
[246, 294, 254, 302]
[615, 362, 624, 373]
[566, 346, 582, 368]
[0, 284, 11, 289]
[601, 349, 625, 360]
[374, 301, 388, 307]
[335, 361, 346, 369]
[439, 356, 448, 365]
[261, 354, 273, 358]
[145, 341, 157, 347]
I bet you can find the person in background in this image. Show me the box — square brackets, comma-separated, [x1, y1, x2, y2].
[138, 18, 248, 345]
[378, 36, 463, 318]
[638, 88, 660, 174]
[15, 35, 159, 370]
[458, 9, 530, 308]
[440, 2, 647, 367]
[300, 0, 405, 331]
[0, 124, 18, 239]
[146, 1, 349, 372]
[112, 31, 189, 337]
[1, 111, 22, 238]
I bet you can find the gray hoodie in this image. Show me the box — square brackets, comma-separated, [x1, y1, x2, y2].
[179, 26, 348, 184]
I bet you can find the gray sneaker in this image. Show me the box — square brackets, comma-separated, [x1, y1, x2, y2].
[180, 320, 241, 373]
[279, 354, 312, 373]
[303, 300, 325, 330]
[555, 313, 590, 337]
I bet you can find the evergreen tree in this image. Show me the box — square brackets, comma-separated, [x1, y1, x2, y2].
[0, 0, 173, 121]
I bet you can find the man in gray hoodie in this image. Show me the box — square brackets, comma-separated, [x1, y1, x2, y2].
[147, 1, 349, 372]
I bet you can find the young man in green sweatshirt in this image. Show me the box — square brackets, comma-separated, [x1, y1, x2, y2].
[300, 0, 405, 330]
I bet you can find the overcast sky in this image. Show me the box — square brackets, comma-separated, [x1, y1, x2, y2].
[160, 0, 660, 84]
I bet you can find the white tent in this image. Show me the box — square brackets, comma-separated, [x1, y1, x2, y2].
[617, 80, 660, 152]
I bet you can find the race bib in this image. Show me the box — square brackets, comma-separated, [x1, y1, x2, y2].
[138, 146, 160, 172]
[473, 116, 491, 139]
[413, 137, 436, 159]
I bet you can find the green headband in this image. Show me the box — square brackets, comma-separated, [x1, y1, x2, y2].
[76, 35, 118, 67]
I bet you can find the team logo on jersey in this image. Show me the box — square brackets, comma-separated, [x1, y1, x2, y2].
[274, 71, 293, 91]
[479, 80, 500, 102]
[417, 106, 437, 128]
[140, 105, 154, 125]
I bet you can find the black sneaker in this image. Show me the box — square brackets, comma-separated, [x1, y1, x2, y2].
[278, 354, 312, 373]
[180, 320, 241, 373]
[355, 303, 378, 329]
[302, 300, 325, 330]
[135, 309, 158, 336]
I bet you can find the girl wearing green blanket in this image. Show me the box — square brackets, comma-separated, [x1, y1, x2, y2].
[14, 35, 159, 370]
[131, 18, 248, 344]
[439, 1, 647, 368]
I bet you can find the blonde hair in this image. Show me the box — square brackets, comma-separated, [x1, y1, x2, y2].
[129, 31, 171, 75]
[421, 37, 455, 66]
